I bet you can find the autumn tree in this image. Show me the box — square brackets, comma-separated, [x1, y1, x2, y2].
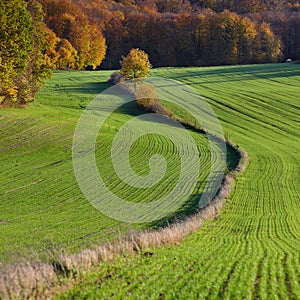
[281, 15, 300, 60]
[56, 39, 78, 69]
[21, 0, 52, 102]
[69, 25, 106, 70]
[236, 16, 257, 64]
[0, 0, 51, 107]
[0, 0, 32, 106]
[101, 12, 128, 69]
[253, 22, 282, 63]
[43, 27, 60, 67]
[40, 0, 106, 70]
[120, 48, 152, 80]
[174, 14, 196, 66]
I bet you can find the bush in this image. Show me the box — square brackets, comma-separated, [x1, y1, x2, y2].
[107, 72, 124, 85]
[135, 83, 167, 115]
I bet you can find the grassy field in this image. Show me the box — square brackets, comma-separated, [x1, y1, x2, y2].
[0, 71, 237, 262]
[54, 63, 300, 299]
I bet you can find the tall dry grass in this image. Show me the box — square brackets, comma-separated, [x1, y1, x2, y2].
[0, 145, 248, 299]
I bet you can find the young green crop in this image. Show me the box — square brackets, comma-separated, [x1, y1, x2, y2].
[0, 70, 237, 262]
[57, 63, 300, 299]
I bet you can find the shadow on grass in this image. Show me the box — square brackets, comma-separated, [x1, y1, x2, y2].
[63, 82, 112, 95]
[150, 143, 240, 230]
[79, 86, 240, 230]
[111, 101, 241, 230]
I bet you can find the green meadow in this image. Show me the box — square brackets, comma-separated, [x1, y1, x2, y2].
[0, 70, 237, 262]
[58, 63, 300, 299]
[1, 63, 300, 299]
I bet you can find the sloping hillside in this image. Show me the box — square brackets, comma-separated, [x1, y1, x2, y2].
[58, 63, 300, 299]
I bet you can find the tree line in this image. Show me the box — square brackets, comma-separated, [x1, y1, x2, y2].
[39, 0, 300, 69]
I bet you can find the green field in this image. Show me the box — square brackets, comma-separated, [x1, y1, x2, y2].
[0, 71, 237, 262]
[54, 63, 300, 299]
[1, 63, 300, 299]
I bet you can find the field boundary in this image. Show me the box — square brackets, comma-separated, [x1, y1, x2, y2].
[0, 138, 248, 299]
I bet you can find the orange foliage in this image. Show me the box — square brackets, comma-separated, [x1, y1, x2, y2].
[38, 0, 298, 69]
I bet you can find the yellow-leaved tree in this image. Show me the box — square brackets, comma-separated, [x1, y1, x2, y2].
[0, 0, 52, 107]
[120, 48, 152, 80]
[118, 49, 166, 114]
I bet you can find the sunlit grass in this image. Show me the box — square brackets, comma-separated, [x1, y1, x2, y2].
[0, 70, 237, 262]
[58, 63, 300, 299]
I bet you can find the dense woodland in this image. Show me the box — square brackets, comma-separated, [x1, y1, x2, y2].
[1, 0, 300, 106]
[39, 0, 300, 69]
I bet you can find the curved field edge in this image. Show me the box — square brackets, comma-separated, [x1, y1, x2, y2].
[0, 142, 247, 299]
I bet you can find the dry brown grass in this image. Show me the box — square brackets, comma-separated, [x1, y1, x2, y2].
[0, 144, 248, 300]
[0, 262, 57, 299]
